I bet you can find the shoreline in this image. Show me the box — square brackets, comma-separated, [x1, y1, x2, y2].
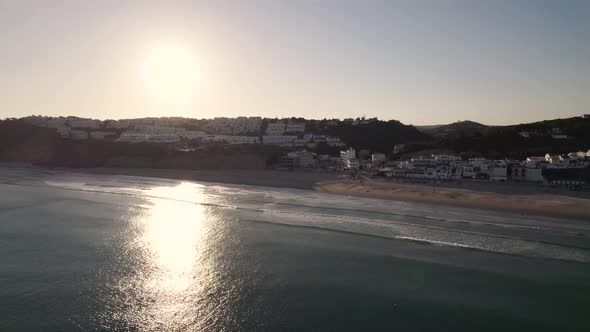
[315, 178, 590, 221]
[86, 166, 590, 221]
[3, 164, 589, 221]
[82, 167, 340, 190]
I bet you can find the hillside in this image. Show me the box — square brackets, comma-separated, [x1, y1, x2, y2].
[416, 120, 489, 138]
[439, 116, 590, 159]
[0, 120, 276, 169]
[321, 120, 431, 153]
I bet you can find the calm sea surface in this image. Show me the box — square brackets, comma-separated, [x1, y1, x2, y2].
[1, 167, 589, 331]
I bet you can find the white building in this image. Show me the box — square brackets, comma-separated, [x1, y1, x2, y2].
[490, 160, 507, 181]
[326, 136, 345, 147]
[265, 122, 286, 136]
[285, 122, 305, 133]
[340, 148, 359, 170]
[205, 117, 262, 135]
[462, 159, 491, 179]
[525, 168, 545, 183]
[263, 135, 297, 145]
[345, 158, 360, 171]
[340, 147, 356, 161]
[234, 117, 262, 134]
[135, 125, 185, 134]
[67, 118, 101, 129]
[371, 153, 386, 164]
[286, 150, 317, 168]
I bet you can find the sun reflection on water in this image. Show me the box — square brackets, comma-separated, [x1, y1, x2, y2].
[121, 182, 224, 330]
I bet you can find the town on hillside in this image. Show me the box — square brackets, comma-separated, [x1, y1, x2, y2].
[3, 114, 590, 190]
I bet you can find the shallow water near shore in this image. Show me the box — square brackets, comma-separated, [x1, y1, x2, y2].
[1, 167, 589, 331]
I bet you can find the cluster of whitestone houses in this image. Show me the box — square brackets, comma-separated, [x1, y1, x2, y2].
[20, 116, 344, 148]
[333, 148, 590, 186]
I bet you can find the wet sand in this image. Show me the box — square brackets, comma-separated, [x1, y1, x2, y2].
[84, 167, 339, 190]
[86, 167, 590, 221]
[2, 164, 589, 221]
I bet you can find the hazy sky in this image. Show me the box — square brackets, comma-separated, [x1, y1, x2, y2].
[1, 0, 589, 125]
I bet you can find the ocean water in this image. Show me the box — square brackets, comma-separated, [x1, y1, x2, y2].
[1, 167, 589, 331]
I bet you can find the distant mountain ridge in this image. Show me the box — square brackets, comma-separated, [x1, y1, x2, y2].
[434, 116, 590, 159]
[416, 120, 489, 138]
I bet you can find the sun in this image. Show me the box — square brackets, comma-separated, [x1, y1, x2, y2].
[142, 44, 199, 104]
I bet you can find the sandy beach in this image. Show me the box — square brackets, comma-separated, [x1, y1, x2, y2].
[84, 166, 590, 221]
[315, 178, 590, 221]
[3, 164, 589, 221]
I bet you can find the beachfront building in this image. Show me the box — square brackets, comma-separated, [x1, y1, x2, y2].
[344, 158, 360, 171]
[340, 147, 356, 162]
[371, 153, 386, 165]
[509, 164, 527, 182]
[450, 161, 464, 179]
[340, 147, 359, 171]
[462, 159, 491, 179]
[394, 157, 454, 179]
[545, 153, 569, 168]
[525, 167, 545, 183]
[490, 160, 508, 181]
[526, 156, 548, 168]
[285, 150, 318, 169]
[567, 153, 590, 168]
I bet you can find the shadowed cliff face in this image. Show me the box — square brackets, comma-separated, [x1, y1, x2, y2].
[0, 122, 59, 163]
[0, 121, 268, 170]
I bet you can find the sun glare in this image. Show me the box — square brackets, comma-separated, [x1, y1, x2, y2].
[142, 44, 199, 104]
